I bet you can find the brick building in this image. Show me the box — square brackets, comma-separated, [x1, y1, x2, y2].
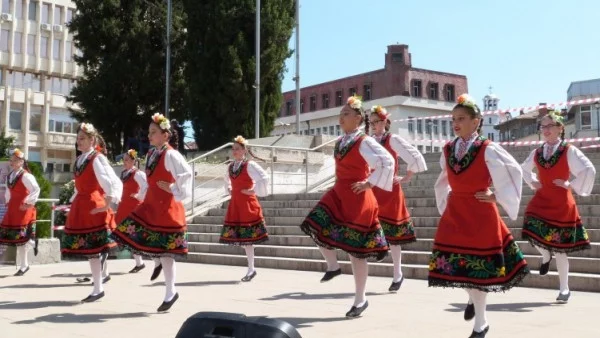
[272, 44, 468, 153]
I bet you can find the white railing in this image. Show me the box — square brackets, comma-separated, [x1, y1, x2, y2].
[37, 198, 60, 238]
[185, 138, 338, 216]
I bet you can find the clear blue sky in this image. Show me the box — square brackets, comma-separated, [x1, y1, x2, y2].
[281, 0, 600, 111]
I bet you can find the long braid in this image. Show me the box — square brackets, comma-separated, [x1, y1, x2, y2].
[246, 146, 266, 162]
[362, 111, 370, 135]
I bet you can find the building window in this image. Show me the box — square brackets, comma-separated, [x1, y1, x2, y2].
[487, 133, 494, 141]
[408, 117, 414, 133]
[449, 121, 454, 136]
[363, 84, 372, 100]
[349, 87, 357, 97]
[433, 120, 439, 135]
[285, 100, 292, 116]
[0, 30, 8, 52]
[392, 52, 403, 63]
[13, 32, 22, 54]
[65, 41, 73, 61]
[442, 120, 448, 136]
[309, 129, 314, 135]
[445, 84, 455, 102]
[300, 98, 305, 113]
[336, 125, 341, 135]
[27, 34, 35, 56]
[28, 0, 36, 21]
[417, 119, 423, 134]
[309, 95, 317, 112]
[41, 2, 50, 23]
[425, 119, 432, 134]
[322, 93, 329, 109]
[53, 38, 61, 60]
[2, 0, 10, 13]
[66, 8, 73, 23]
[15, 0, 23, 19]
[54, 5, 62, 24]
[580, 105, 592, 130]
[22, 72, 41, 91]
[329, 126, 334, 135]
[29, 107, 42, 132]
[428, 83, 439, 100]
[412, 80, 422, 97]
[9, 106, 22, 131]
[40, 36, 48, 58]
[335, 89, 343, 106]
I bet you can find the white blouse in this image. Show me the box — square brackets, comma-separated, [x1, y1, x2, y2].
[163, 149, 193, 202]
[5, 171, 40, 205]
[374, 133, 427, 174]
[339, 130, 395, 191]
[71, 149, 123, 204]
[521, 144, 596, 196]
[434, 142, 523, 220]
[224, 160, 270, 197]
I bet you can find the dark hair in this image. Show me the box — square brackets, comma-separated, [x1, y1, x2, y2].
[168, 127, 179, 149]
[124, 152, 141, 168]
[541, 115, 566, 140]
[369, 111, 391, 133]
[453, 103, 484, 134]
[22, 159, 30, 172]
[347, 104, 369, 135]
[96, 134, 108, 155]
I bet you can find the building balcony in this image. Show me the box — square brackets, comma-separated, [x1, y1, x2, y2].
[45, 132, 76, 150]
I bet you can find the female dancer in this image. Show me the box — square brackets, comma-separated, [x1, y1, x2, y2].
[219, 135, 269, 282]
[62, 123, 123, 302]
[369, 105, 427, 291]
[522, 110, 596, 302]
[114, 149, 150, 273]
[429, 94, 529, 337]
[0, 148, 40, 276]
[112, 113, 192, 312]
[300, 95, 394, 318]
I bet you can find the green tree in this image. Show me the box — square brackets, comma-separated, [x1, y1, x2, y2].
[28, 163, 53, 238]
[184, 0, 295, 149]
[68, 0, 188, 156]
[0, 131, 16, 159]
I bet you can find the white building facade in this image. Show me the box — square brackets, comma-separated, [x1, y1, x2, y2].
[1, 0, 80, 184]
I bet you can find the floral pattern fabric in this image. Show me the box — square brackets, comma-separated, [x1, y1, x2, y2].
[112, 218, 188, 257]
[334, 132, 364, 160]
[535, 141, 567, 169]
[0, 223, 36, 246]
[61, 227, 116, 257]
[219, 221, 268, 246]
[380, 219, 416, 245]
[523, 215, 590, 253]
[446, 136, 488, 175]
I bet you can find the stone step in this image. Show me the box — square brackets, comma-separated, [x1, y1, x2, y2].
[185, 233, 600, 259]
[192, 215, 600, 230]
[405, 176, 600, 187]
[180, 252, 600, 292]
[206, 205, 600, 218]
[190, 223, 600, 243]
[186, 241, 600, 275]
[401, 185, 600, 198]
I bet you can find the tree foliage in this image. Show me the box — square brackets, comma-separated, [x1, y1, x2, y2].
[183, 0, 295, 149]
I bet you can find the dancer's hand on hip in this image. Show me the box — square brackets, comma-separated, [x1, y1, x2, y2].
[351, 181, 372, 194]
[474, 189, 496, 203]
[157, 181, 172, 193]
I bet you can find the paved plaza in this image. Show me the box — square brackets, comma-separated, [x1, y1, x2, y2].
[0, 260, 598, 337]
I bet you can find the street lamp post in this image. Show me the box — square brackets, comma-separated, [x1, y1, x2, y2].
[595, 100, 600, 137]
[254, 0, 261, 139]
[165, 0, 172, 118]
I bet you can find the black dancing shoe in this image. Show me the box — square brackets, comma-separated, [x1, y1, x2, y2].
[539, 256, 552, 276]
[241, 271, 257, 282]
[464, 303, 475, 321]
[345, 300, 369, 318]
[13, 266, 30, 276]
[388, 276, 404, 292]
[81, 291, 105, 303]
[556, 291, 571, 303]
[150, 264, 163, 281]
[129, 264, 146, 273]
[33, 238, 39, 256]
[157, 293, 179, 312]
[375, 251, 387, 262]
[320, 268, 342, 282]
[468, 325, 489, 338]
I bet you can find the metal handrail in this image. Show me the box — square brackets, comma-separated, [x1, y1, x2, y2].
[37, 198, 60, 239]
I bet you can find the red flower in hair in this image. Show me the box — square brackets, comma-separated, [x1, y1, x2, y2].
[95, 145, 102, 153]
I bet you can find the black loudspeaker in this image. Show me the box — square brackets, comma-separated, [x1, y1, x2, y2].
[175, 312, 302, 338]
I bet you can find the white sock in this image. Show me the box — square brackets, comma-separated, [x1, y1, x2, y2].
[390, 245, 403, 282]
[243, 246, 255, 275]
[535, 245, 552, 263]
[153, 258, 161, 268]
[318, 247, 340, 271]
[134, 254, 144, 266]
[470, 289, 488, 332]
[555, 253, 570, 294]
[17, 245, 28, 271]
[160, 257, 177, 302]
[349, 255, 368, 307]
[102, 258, 109, 278]
[465, 289, 473, 305]
[89, 258, 103, 295]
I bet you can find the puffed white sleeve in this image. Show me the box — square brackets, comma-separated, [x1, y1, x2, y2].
[434, 151, 451, 216]
[164, 149, 193, 201]
[485, 143, 523, 220]
[4, 184, 10, 205]
[93, 155, 123, 204]
[567, 145, 596, 196]
[358, 137, 394, 191]
[22, 173, 41, 205]
[389, 134, 428, 173]
[247, 161, 269, 197]
[133, 170, 148, 201]
[521, 149, 540, 189]
[224, 166, 232, 194]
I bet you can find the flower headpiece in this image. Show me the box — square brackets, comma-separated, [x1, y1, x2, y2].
[370, 105, 389, 121]
[10, 148, 24, 159]
[152, 113, 171, 131]
[127, 149, 138, 159]
[347, 95, 363, 110]
[456, 94, 477, 109]
[547, 109, 565, 124]
[233, 135, 248, 146]
[80, 122, 96, 134]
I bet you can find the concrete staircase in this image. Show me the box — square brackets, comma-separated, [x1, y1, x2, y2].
[182, 147, 600, 292]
